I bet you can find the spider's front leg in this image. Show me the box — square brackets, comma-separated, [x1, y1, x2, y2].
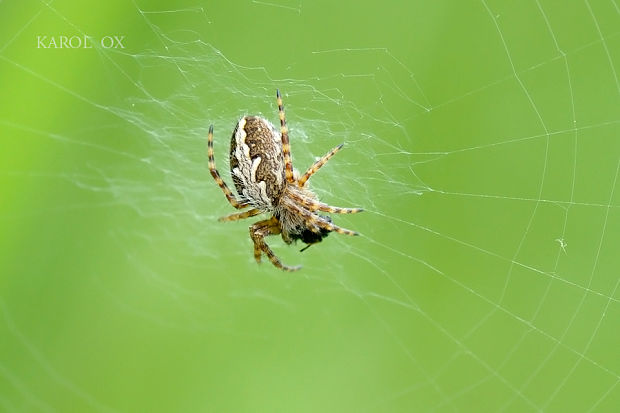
[249, 217, 301, 272]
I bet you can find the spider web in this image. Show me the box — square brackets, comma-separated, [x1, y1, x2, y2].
[0, 0, 619, 412]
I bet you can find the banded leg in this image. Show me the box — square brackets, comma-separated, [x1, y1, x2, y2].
[282, 199, 359, 236]
[298, 144, 343, 187]
[218, 208, 261, 222]
[276, 89, 295, 183]
[208, 124, 247, 209]
[250, 217, 301, 272]
[288, 192, 363, 215]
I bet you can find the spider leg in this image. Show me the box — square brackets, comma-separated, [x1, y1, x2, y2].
[298, 144, 343, 187]
[250, 217, 301, 272]
[218, 208, 261, 222]
[282, 199, 359, 236]
[288, 192, 363, 214]
[276, 89, 295, 184]
[208, 124, 248, 209]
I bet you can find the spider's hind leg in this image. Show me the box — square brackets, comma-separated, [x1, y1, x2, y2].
[207, 124, 248, 210]
[276, 89, 295, 184]
[218, 208, 261, 222]
[298, 144, 343, 187]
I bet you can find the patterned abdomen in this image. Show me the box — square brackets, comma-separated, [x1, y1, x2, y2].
[229, 116, 286, 208]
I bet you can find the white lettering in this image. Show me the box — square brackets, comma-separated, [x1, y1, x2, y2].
[68, 36, 81, 48]
[113, 35, 125, 48]
[37, 36, 47, 48]
[100, 36, 113, 48]
[37, 34, 124, 49]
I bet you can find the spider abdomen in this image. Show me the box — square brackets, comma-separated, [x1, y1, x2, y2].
[229, 116, 286, 208]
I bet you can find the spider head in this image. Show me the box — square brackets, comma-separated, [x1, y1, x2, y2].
[292, 215, 332, 252]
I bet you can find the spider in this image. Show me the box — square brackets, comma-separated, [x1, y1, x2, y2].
[207, 89, 363, 271]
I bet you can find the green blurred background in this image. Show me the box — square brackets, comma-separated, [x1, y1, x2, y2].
[1, 0, 619, 412]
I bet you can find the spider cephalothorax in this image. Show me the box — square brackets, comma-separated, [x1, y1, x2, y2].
[207, 90, 362, 271]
